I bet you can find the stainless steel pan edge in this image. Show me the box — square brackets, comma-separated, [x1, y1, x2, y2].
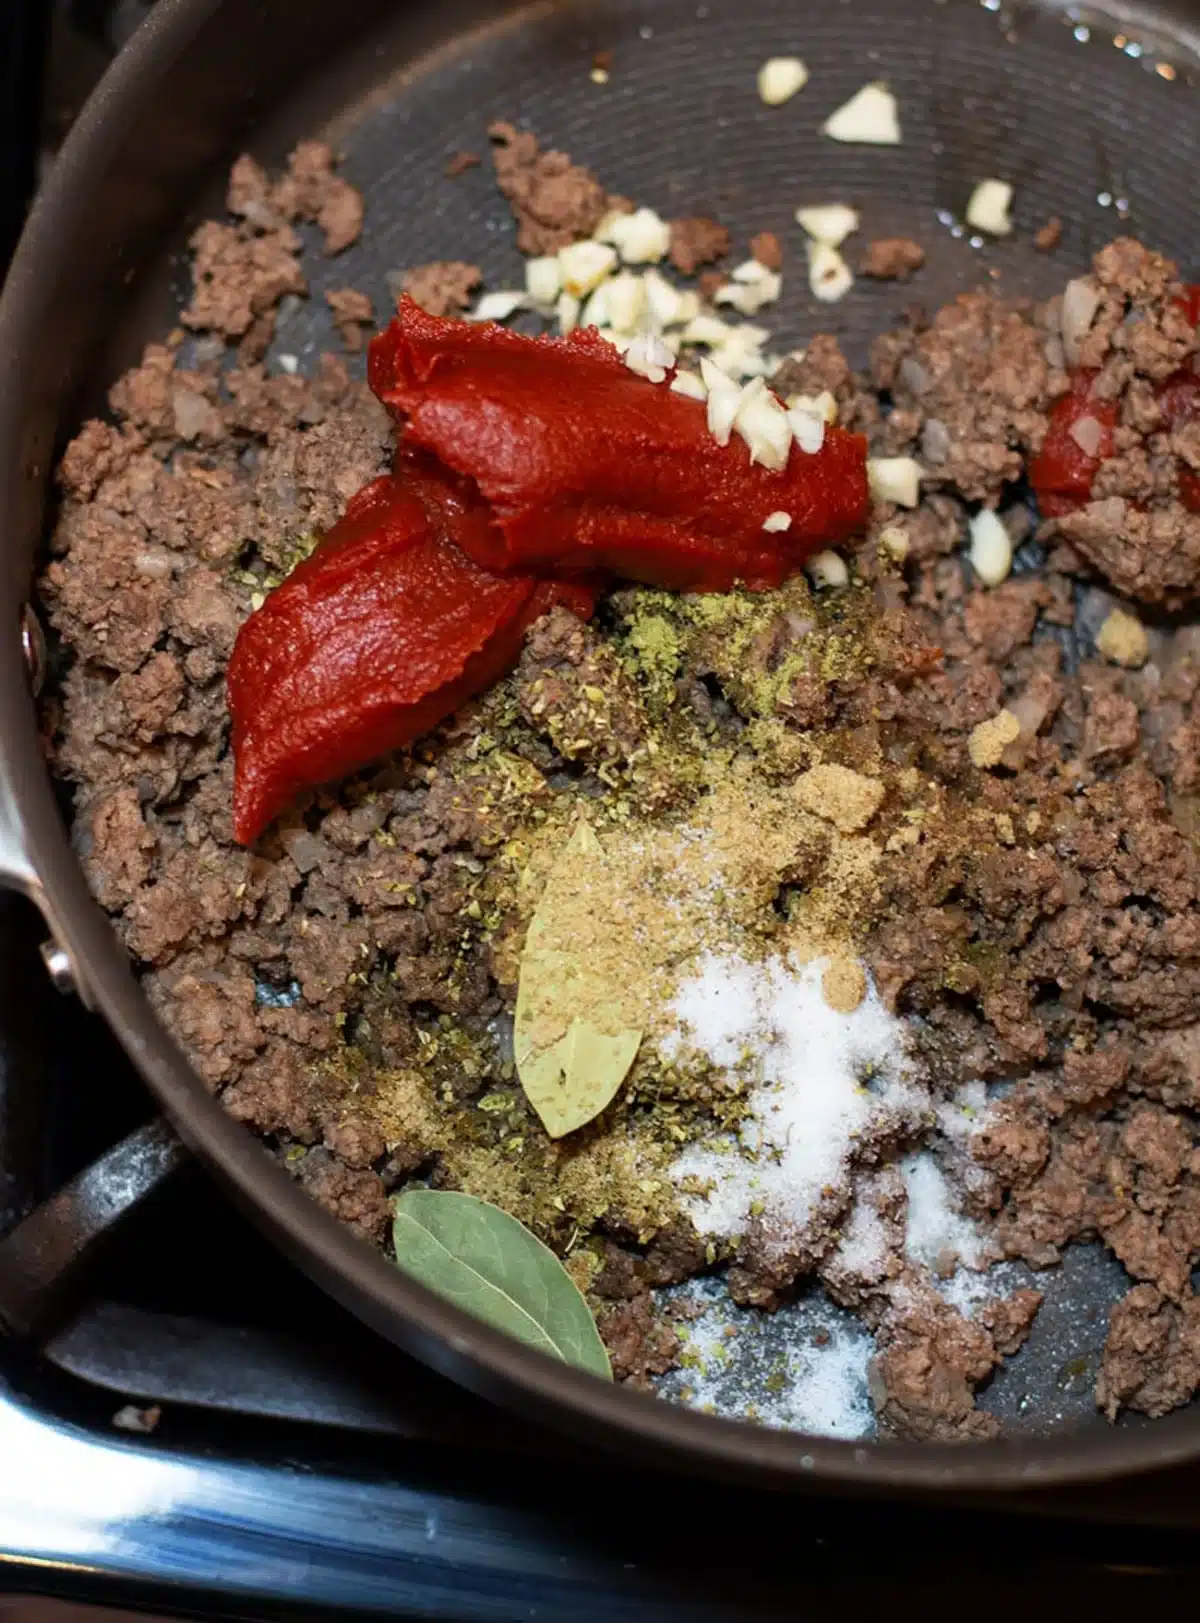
[4, 0, 1200, 1492]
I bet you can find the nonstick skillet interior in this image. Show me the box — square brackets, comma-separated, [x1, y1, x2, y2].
[6, 0, 1200, 1489]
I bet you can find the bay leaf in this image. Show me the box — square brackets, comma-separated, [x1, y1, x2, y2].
[391, 1188, 611, 1378]
[514, 821, 642, 1138]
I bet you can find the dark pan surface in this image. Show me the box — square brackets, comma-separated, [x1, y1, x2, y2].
[5, 0, 1200, 1488]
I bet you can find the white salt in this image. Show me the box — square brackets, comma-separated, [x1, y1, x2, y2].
[900, 1151, 984, 1270]
[832, 1192, 888, 1278]
[667, 953, 924, 1245]
[662, 1278, 875, 1440]
[935, 1079, 989, 1142]
[937, 1258, 1028, 1318]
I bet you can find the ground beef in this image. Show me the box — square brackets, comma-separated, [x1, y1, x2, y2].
[444, 150, 480, 177]
[325, 287, 374, 351]
[667, 216, 730, 276]
[1054, 498, 1200, 607]
[749, 230, 782, 272]
[771, 334, 879, 435]
[599, 1293, 681, 1386]
[1035, 216, 1063, 252]
[515, 607, 650, 773]
[488, 121, 612, 254]
[261, 140, 364, 254]
[182, 221, 306, 357]
[1096, 1285, 1200, 1418]
[859, 237, 925, 280]
[296, 1148, 390, 1244]
[40, 136, 1200, 1437]
[1041, 240, 1200, 605]
[398, 260, 481, 318]
[872, 292, 1056, 501]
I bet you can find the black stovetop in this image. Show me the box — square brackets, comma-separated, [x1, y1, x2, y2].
[5, 5, 1200, 1618]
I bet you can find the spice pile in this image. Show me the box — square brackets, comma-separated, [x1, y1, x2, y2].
[39, 122, 1200, 1441]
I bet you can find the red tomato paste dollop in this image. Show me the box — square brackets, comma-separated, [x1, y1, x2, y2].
[229, 301, 872, 843]
[228, 455, 597, 844]
[369, 298, 869, 591]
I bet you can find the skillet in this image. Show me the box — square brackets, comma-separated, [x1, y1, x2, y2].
[3, 0, 1200, 1492]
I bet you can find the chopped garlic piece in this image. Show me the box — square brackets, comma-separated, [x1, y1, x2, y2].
[580, 282, 611, 330]
[556, 291, 581, 334]
[808, 550, 849, 589]
[966, 178, 1013, 237]
[558, 239, 618, 297]
[758, 56, 809, 105]
[968, 508, 1013, 586]
[671, 289, 702, 328]
[712, 329, 773, 380]
[788, 404, 827, 454]
[681, 313, 732, 346]
[822, 82, 901, 145]
[643, 269, 687, 328]
[879, 524, 910, 561]
[732, 259, 775, 285]
[868, 456, 923, 508]
[603, 207, 672, 264]
[701, 357, 742, 446]
[606, 271, 647, 335]
[624, 332, 674, 383]
[734, 378, 792, 471]
[471, 291, 527, 322]
[590, 66, 609, 85]
[762, 510, 793, 532]
[795, 203, 860, 247]
[591, 209, 626, 243]
[715, 267, 782, 315]
[525, 256, 561, 306]
[808, 240, 854, 303]
[787, 389, 838, 424]
[671, 369, 708, 401]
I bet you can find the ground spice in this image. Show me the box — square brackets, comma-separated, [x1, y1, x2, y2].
[821, 955, 868, 1012]
[968, 708, 1021, 768]
[1096, 607, 1149, 668]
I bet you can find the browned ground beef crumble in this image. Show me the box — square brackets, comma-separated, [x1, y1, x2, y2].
[39, 134, 1200, 1439]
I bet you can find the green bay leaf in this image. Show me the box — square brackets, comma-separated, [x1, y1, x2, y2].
[391, 1189, 611, 1378]
[514, 822, 642, 1138]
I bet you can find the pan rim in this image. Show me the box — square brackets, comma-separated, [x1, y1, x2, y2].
[3, 0, 1200, 1492]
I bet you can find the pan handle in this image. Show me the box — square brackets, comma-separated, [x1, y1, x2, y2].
[0, 604, 93, 1004]
[0, 1117, 188, 1339]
